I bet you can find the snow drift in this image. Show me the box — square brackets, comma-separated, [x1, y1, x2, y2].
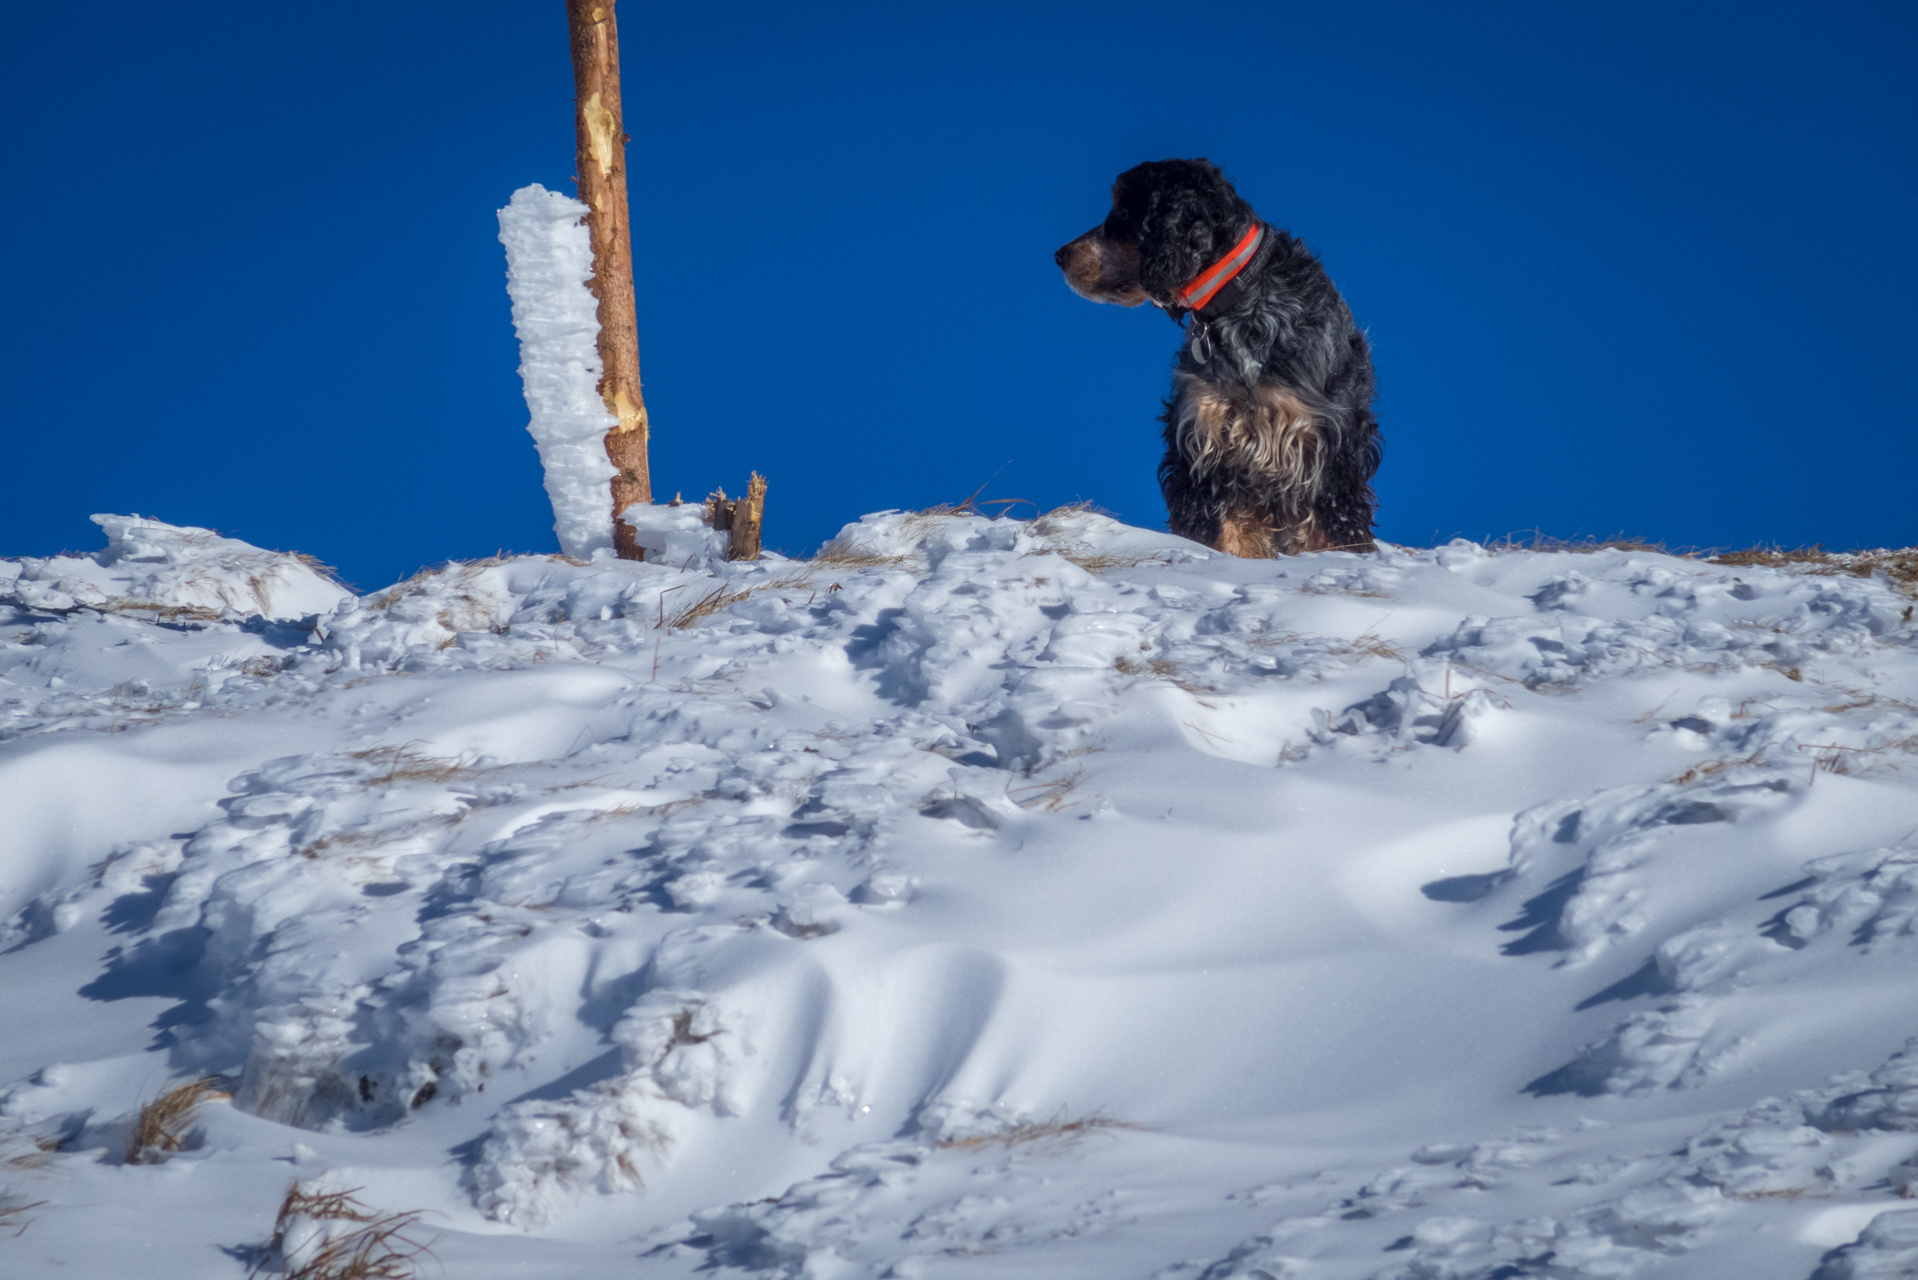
[0, 513, 347, 622]
[4, 509, 1918, 1278]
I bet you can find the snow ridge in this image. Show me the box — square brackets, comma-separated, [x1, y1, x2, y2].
[0, 513, 346, 622]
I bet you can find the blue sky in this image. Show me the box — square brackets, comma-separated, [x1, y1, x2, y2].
[2, 1, 1913, 589]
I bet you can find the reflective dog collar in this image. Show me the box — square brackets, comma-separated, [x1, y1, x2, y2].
[1179, 222, 1265, 312]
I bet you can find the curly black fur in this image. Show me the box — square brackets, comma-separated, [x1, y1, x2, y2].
[1056, 158, 1381, 555]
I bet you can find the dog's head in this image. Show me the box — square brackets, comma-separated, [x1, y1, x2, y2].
[1054, 158, 1256, 310]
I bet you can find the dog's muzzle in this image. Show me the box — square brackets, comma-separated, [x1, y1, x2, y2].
[1054, 229, 1147, 306]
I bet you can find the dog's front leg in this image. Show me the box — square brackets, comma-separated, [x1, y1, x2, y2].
[1215, 513, 1277, 558]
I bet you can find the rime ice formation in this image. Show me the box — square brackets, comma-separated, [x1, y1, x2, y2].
[498, 183, 620, 559]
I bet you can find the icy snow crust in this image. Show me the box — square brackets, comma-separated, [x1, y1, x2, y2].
[4, 509, 1918, 1277]
[498, 184, 620, 560]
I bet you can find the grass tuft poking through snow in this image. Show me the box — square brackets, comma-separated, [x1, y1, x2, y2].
[658, 571, 822, 629]
[1712, 545, 1918, 596]
[936, 1109, 1147, 1152]
[0, 1190, 47, 1236]
[810, 539, 915, 570]
[250, 1182, 437, 1280]
[346, 743, 479, 786]
[125, 1076, 226, 1164]
[1489, 531, 1676, 555]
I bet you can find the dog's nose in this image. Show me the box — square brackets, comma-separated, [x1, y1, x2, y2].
[1054, 243, 1073, 270]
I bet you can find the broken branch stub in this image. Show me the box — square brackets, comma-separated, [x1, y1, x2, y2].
[705, 475, 768, 561]
[566, 0, 650, 558]
[729, 473, 767, 561]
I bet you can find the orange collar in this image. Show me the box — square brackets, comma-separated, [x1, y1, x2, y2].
[1178, 222, 1265, 311]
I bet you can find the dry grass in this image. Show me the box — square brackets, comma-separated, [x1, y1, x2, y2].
[1802, 743, 1867, 780]
[1669, 751, 1769, 786]
[296, 808, 469, 862]
[1006, 768, 1091, 813]
[126, 1075, 227, 1164]
[1027, 504, 1172, 574]
[1711, 546, 1918, 597]
[895, 503, 971, 538]
[1330, 631, 1403, 662]
[1112, 654, 1216, 693]
[1029, 499, 1098, 525]
[361, 560, 506, 629]
[1720, 1184, 1823, 1201]
[1245, 627, 1403, 664]
[886, 492, 1076, 536]
[1712, 546, 1851, 571]
[1246, 629, 1306, 648]
[250, 1183, 437, 1280]
[292, 551, 349, 585]
[812, 537, 913, 570]
[938, 1109, 1146, 1153]
[1634, 696, 1677, 724]
[1489, 532, 1677, 556]
[95, 599, 227, 624]
[363, 569, 439, 612]
[436, 601, 506, 636]
[3, 1131, 64, 1170]
[1296, 579, 1390, 598]
[1112, 656, 1227, 694]
[583, 795, 705, 822]
[658, 570, 821, 629]
[348, 744, 476, 786]
[0, 1190, 46, 1236]
[1794, 737, 1918, 780]
[1815, 684, 1918, 717]
[296, 828, 382, 861]
[1053, 548, 1173, 574]
[660, 583, 759, 629]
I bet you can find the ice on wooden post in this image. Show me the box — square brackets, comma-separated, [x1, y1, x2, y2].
[498, 184, 619, 560]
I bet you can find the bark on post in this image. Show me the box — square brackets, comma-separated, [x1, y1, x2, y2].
[566, 0, 651, 559]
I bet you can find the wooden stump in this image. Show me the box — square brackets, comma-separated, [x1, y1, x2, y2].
[706, 474, 768, 561]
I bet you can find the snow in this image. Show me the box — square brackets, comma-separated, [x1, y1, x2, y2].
[498, 184, 619, 559]
[4, 507, 1918, 1279]
[0, 513, 348, 622]
[621, 500, 732, 568]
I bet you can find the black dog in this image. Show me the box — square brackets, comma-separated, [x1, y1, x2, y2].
[1056, 159, 1380, 556]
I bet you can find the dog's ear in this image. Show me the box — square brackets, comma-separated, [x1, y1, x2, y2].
[1116, 159, 1257, 307]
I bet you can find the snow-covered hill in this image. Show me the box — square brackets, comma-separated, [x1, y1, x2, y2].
[4, 508, 1918, 1279]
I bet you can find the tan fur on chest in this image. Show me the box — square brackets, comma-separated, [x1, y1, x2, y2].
[1171, 373, 1330, 557]
[1173, 376, 1321, 488]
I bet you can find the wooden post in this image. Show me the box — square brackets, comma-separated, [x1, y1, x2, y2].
[566, 0, 651, 559]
